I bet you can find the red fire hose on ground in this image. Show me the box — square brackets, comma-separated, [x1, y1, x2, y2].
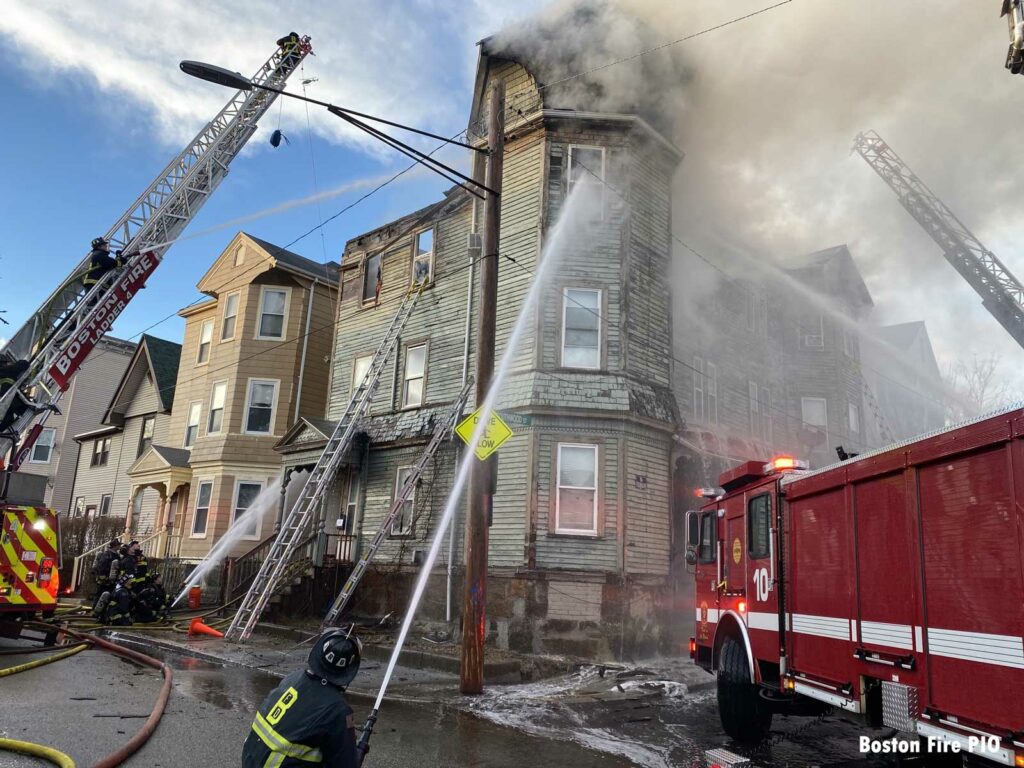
[0, 622, 174, 768]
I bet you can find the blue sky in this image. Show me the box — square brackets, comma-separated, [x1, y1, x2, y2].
[0, 1, 541, 346]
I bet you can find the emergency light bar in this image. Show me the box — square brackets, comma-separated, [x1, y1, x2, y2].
[695, 487, 720, 499]
[763, 456, 809, 474]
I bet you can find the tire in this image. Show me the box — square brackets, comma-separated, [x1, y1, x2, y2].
[717, 635, 772, 743]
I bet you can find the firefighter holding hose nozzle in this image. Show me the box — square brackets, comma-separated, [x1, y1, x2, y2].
[242, 628, 362, 767]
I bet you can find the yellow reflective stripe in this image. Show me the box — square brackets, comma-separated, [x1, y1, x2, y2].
[1, 515, 50, 605]
[252, 713, 322, 763]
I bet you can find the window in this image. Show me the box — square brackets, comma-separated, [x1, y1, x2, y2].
[233, 481, 263, 539]
[412, 229, 433, 285]
[801, 397, 829, 445]
[692, 357, 718, 424]
[402, 345, 426, 408]
[698, 511, 716, 564]
[391, 467, 416, 537]
[842, 328, 855, 357]
[30, 428, 56, 464]
[233, 245, 245, 267]
[567, 145, 605, 201]
[131, 491, 144, 521]
[257, 287, 288, 339]
[91, 437, 110, 467]
[344, 469, 360, 530]
[208, 382, 227, 434]
[184, 401, 201, 448]
[221, 292, 240, 341]
[192, 481, 212, 536]
[99, 494, 112, 517]
[245, 379, 278, 434]
[748, 494, 771, 559]
[196, 319, 213, 364]
[706, 363, 718, 424]
[693, 356, 704, 422]
[351, 354, 373, 393]
[555, 443, 598, 535]
[73, 497, 85, 519]
[137, 415, 155, 457]
[802, 315, 824, 348]
[849, 403, 861, 434]
[362, 252, 382, 304]
[561, 288, 601, 369]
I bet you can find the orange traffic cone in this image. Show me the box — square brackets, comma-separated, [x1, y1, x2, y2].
[188, 617, 224, 638]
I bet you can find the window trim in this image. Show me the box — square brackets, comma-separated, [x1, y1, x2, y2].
[183, 400, 202, 448]
[91, 437, 110, 468]
[29, 427, 56, 464]
[411, 228, 434, 286]
[137, 414, 156, 458]
[207, 381, 228, 436]
[351, 352, 374, 395]
[553, 442, 600, 537]
[560, 286, 603, 370]
[255, 285, 291, 341]
[191, 479, 214, 538]
[389, 466, 416, 538]
[243, 378, 280, 436]
[401, 342, 428, 410]
[361, 251, 383, 306]
[231, 479, 265, 541]
[99, 493, 112, 517]
[220, 291, 241, 342]
[747, 493, 771, 560]
[196, 318, 214, 365]
[697, 511, 717, 564]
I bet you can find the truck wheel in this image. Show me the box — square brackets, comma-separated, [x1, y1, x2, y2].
[718, 635, 772, 743]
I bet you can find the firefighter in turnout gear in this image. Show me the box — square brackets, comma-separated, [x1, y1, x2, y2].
[83, 237, 123, 288]
[91, 538, 121, 604]
[135, 572, 171, 622]
[127, 540, 149, 592]
[242, 629, 361, 767]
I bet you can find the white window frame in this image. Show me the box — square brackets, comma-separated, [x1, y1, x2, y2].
[561, 287, 602, 370]
[183, 400, 202, 448]
[99, 494, 112, 517]
[411, 229, 434, 286]
[91, 437, 110, 467]
[802, 315, 825, 349]
[231, 479, 265, 541]
[555, 443, 599, 536]
[255, 285, 290, 341]
[243, 378, 280, 436]
[401, 344, 427, 409]
[390, 467, 416, 537]
[196, 319, 214, 365]
[351, 353, 373, 394]
[191, 480, 213, 538]
[207, 381, 227, 435]
[849, 402, 861, 434]
[220, 291, 240, 342]
[567, 145, 606, 212]
[29, 427, 56, 464]
[801, 397, 829, 446]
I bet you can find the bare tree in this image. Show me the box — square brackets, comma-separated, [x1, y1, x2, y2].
[944, 353, 1020, 421]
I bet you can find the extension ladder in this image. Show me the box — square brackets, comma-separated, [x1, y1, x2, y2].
[226, 287, 424, 642]
[0, 37, 312, 458]
[861, 376, 896, 445]
[320, 379, 472, 629]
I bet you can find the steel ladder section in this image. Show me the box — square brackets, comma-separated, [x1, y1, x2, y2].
[0, 40, 310, 446]
[226, 288, 423, 642]
[320, 379, 472, 629]
[861, 377, 896, 445]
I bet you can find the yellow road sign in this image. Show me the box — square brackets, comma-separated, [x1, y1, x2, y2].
[455, 408, 514, 460]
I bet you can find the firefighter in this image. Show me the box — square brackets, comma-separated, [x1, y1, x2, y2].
[135, 573, 171, 622]
[127, 540, 149, 593]
[242, 628, 361, 768]
[0, 358, 29, 398]
[83, 237, 123, 289]
[0, 389, 58, 435]
[276, 31, 301, 68]
[91, 538, 121, 604]
[105, 571, 134, 626]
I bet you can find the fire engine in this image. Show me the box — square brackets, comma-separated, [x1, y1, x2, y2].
[688, 404, 1024, 767]
[0, 505, 60, 639]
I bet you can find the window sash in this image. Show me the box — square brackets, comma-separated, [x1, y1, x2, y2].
[91, 438, 110, 467]
[555, 444, 598, 535]
[221, 293, 239, 340]
[99, 494, 111, 517]
[352, 355, 373, 392]
[362, 253, 382, 303]
[258, 289, 287, 339]
[197, 319, 213, 364]
[245, 380, 277, 434]
[30, 428, 55, 463]
[208, 383, 226, 434]
[391, 468, 415, 536]
[233, 481, 263, 538]
[184, 402, 201, 447]
[693, 356, 704, 421]
[193, 481, 212, 535]
[412, 230, 433, 285]
[561, 288, 601, 369]
[402, 345, 426, 408]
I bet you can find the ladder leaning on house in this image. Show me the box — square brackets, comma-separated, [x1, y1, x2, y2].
[319, 379, 473, 630]
[861, 376, 896, 446]
[225, 286, 424, 642]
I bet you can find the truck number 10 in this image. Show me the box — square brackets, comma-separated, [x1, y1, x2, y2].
[752, 567, 771, 601]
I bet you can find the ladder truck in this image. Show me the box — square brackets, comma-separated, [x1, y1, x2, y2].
[1004, 0, 1024, 74]
[0, 34, 312, 476]
[688, 406, 1024, 766]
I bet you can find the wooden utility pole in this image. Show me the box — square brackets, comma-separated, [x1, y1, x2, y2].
[460, 79, 505, 695]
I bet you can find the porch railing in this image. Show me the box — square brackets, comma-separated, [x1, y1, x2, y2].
[69, 527, 169, 593]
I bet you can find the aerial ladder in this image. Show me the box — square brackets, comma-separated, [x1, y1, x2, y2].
[320, 379, 472, 630]
[1003, 0, 1024, 74]
[226, 287, 425, 642]
[854, 130, 1024, 352]
[0, 35, 312, 468]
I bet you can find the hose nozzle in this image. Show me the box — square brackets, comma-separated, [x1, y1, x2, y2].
[355, 708, 378, 767]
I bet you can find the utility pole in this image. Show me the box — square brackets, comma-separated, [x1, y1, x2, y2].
[460, 79, 505, 695]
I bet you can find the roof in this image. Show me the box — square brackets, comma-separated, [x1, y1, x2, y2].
[784, 244, 874, 309]
[244, 234, 340, 282]
[274, 417, 340, 454]
[874, 321, 927, 351]
[141, 335, 181, 411]
[150, 445, 191, 468]
[73, 425, 120, 442]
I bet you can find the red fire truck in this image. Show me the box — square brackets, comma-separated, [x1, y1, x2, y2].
[0, 505, 61, 639]
[688, 405, 1024, 766]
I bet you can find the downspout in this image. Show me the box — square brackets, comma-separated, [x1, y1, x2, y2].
[294, 277, 318, 422]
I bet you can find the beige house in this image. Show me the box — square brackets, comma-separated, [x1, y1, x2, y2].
[159, 233, 339, 560]
[70, 335, 181, 542]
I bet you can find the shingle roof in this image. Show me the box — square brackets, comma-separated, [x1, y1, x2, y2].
[875, 321, 926, 351]
[151, 445, 191, 468]
[141, 335, 181, 412]
[244, 234, 340, 282]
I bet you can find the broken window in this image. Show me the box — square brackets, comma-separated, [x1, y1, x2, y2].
[412, 229, 433, 285]
[556, 443, 598, 535]
[362, 252, 382, 303]
[402, 345, 426, 408]
[562, 288, 601, 369]
[391, 467, 416, 537]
